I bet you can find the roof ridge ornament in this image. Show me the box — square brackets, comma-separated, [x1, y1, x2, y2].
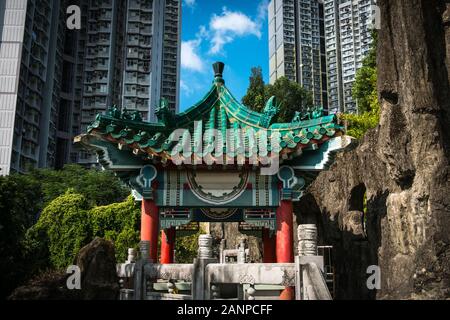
[213, 62, 225, 85]
[155, 97, 175, 127]
[258, 96, 279, 128]
[291, 106, 325, 123]
[106, 105, 142, 122]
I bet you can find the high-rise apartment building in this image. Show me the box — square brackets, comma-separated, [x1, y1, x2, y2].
[0, 0, 181, 174]
[268, 0, 328, 109]
[77, 0, 181, 166]
[324, 0, 376, 113]
[122, 0, 180, 123]
[269, 0, 376, 114]
[0, 0, 72, 175]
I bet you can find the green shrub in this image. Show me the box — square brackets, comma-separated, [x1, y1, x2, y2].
[24, 191, 92, 270]
[90, 196, 140, 262]
[24, 193, 141, 270]
[340, 102, 380, 139]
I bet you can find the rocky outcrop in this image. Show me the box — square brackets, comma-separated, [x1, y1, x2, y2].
[298, 0, 450, 300]
[9, 238, 119, 300]
[75, 237, 119, 300]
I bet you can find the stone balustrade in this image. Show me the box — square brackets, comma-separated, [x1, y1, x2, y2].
[117, 224, 332, 300]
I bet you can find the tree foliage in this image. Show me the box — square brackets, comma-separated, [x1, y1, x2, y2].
[24, 193, 141, 271]
[25, 189, 204, 270]
[341, 101, 380, 139]
[266, 77, 314, 123]
[28, 164, 129, 207]
[175, 229, 203, 264]
[352, 31, 377, 114]
[2, 164, 207, 297]
[24, 191, 91, 270]
[242, 67, 267, 111]
[90, 196, 140, 262]
[342, 31, 380, 139]
[0, 174, 42, 298]
[242, 68, 313, 123]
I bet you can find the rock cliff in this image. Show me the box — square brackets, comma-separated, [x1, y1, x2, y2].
[298, 0, 450, 300]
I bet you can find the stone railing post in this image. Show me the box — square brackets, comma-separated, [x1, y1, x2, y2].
[139, 241, 151, 262]
[198, 234, 213, 259]
[134, 242, 153, 300]
[297, 224, 318, 256]
[295, 224, 317, 300]
[118, 248, 138, 300]
[237, 239, 246, 264]
[295, 224, 329, 300]
[192, 234, 217, 300]
[219, 239, 226, 264]
[127, 248, 136, 263]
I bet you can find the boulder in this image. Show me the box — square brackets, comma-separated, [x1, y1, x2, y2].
[75, 237, 120, 300]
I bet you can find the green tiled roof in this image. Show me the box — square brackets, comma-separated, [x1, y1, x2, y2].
[84, 62, 344, 165]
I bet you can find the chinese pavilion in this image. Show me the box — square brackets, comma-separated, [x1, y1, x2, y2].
[76, 62, 350, 297]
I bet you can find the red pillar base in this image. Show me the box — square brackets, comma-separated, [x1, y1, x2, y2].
[141, 199, 159, 262]
[262, 228, 276, 263]
[276, 199, 294, 300]
[160, 227, 175, 264]
[280, 287, 295, 300]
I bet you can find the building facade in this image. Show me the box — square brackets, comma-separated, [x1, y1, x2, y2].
[0, 0, 70, 175]
[78, 0, 181, 166]
[0, 0, 181, 174]
[324, 0, 376, 113]
[269, 0, 377, 114]
[268, 0, 328, 109]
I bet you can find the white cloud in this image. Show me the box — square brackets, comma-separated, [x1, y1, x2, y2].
[209, 8, 262, 54]
[184, 0, 196, 7]
[180, 79, 193, 96]
[181, 39, 205, 72]
[257, 0, 270, 21]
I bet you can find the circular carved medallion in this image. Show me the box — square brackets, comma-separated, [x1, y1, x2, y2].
[187, 169, 249, 205]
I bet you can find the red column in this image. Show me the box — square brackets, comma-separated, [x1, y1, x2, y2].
[276, 199, 294, 300]
[160, 227, 176, 264]
[141, 199, 159, 262]
[262, 228, 276, 263]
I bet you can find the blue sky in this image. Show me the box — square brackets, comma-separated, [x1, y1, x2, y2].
[179, 0, 270, 112]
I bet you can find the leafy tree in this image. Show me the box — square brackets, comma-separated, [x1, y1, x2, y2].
[242, 67, 267, 111]
[28, 164, 129, 208]
[242, 69, 313, 123]
[265, 77, 313, 122]
[25, 193, 141, 271]
[340, 101, 380, 139]
[1, 166, 129, 297]
[352, 31, 378, 114]
[342, 31, 380, 139]
[90, 196, 140, 262]
[0, 174, 42, 298]
[24, 191, 92, 271]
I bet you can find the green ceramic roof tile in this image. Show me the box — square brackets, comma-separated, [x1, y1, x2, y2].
[81, 62, 344, 165]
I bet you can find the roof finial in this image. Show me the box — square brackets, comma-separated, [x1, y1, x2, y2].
[213, 62, 225, 78]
